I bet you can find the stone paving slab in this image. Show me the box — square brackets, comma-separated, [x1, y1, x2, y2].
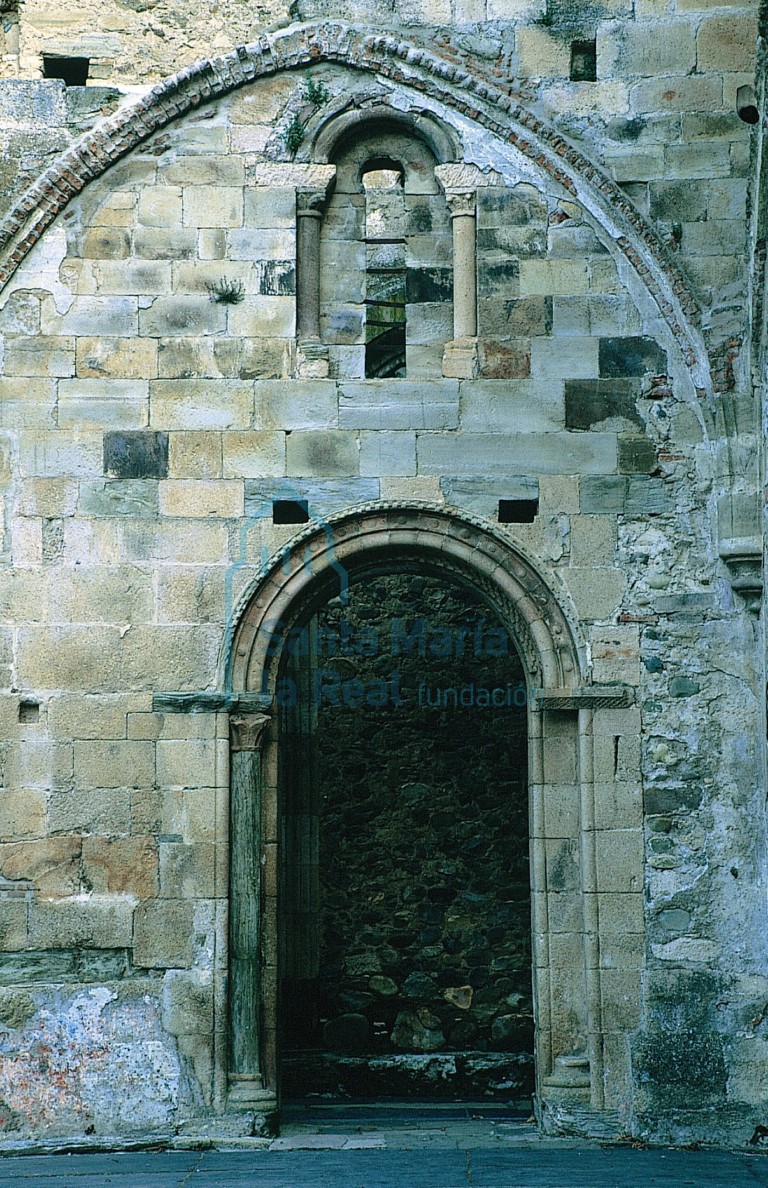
[2, 1147, 768, 1187]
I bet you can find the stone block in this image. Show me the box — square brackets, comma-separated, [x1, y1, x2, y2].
[162, 969, 214, 1037]
[339, 381, 459, 431]
[74, 739, 156, 790]
[253, 381, 338, 431]
[515, 25, 570, 77]
[103, 431, 168, 480]
[697, 12, 758, 72]
[78, 479, 157, 520]
[244, 478, 380, 520]
[0, 902, 29, 953]
[137, 186, 183, 227]
[618, 436, 657, 474]
[226, 297, 295, 339]
[48, 786, 131, 836]
[133, 899, 194, 969]
[0, 838, 81, 897]
[599, 20, 696, 77]
[168, 433, 223, 479]
[86, 260, 173, 295]
[134, 228, 197, 260]
[162, 156, 245, 187]
[10, 518, 42, 565]
[75, 338, 159, 380]
[460, 379, 564, 433]
[28, 897, 134, 949]
[120, 624, 220, 693]
[663, 142, 731, 180]
[159, 842, 216, 898]
[579, 474, 628, 513]
[221, 433, 286, 478]
[417, 432, 617, 476]
[81, 228, 131, 259]
[156, 739, 217, 789]
[227, 228, 296, 262]
[286, 431, 360, 477]
[49, 566, 153, 625]
[595, 830, 644, 894]
[0, 379, 57, 429]
[182, 186, 243, 228]
[215, 338, 288, 381]
[564, 567, 627, 620]
[156, 568, 226, 626]
[43, 296, 137, 338]
[630, 74, 723, 115]
[170, 261, 253, 297]
[149, 380, 253, 431]
[138, 297, 227, 338]
[518, 259, 592, 296]
[242, 188, 296, 229]
[553, 296, 642, 338]
[440, 475, 538, 518]
[82, 836, 158, 897]
[0, 787, 47, 841]
[3, 337, 75, 378]
[359, 432, 417, 477]
[47, 693, 147, 742]
[476, 339, 531, 380]
[565, 378, 643, 430]
[19, 432, 103, 479]
[159, 480, 244, 518]
[122, 521, 228, 565]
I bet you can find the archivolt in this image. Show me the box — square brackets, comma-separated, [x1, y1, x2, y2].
[0, 21, 710, 390]
[227, 503, 585, 695]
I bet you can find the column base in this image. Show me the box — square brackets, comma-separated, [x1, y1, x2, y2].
[442, 337, 479, 379]
[227, 1074, 277, 1113]
[296, 338, 330, 378]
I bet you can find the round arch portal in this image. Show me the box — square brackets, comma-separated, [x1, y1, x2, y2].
[225, 504, 612, 1126]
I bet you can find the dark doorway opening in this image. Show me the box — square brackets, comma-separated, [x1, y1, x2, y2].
[278, 572, 534, 1102]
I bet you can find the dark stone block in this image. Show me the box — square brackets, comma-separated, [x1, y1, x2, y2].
[599, 336, 667, 377]
[565, 378, 643, 430]
[504, 296, 552, 336]
[618, 435, 657, 473]
[103, 431, 168, 479]
[625, 476, 673, 515]
[477, 227, 547, 256]
[579, 475, 627, 513]
[477, 338, 530, 379]
[643, 656, 663, 672]
[669, 676, 701, 698]
[650, 180, 708, 223]
[477, 260, 521, 299]
[654, 592, 716, 617]
[405, 267, 452, 303]
[644, 786, 704, 814]
[478, 188, 549, 226]
[0, 950, 76, 984]
[255, 259, 296, 296]
[633, 1028, 727, 1108]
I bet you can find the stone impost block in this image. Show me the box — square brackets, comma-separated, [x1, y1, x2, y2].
[253, 381, 338, 431]
[149, 380, 253, 431]
[75, 337, 159, 380]
[0, 838, 81, 898]
[75, 739, 156, 790]
[133, 899, 194, 969]
[416, 432, 617, 475]
[182, 186, 243, 228]
[286, 431, 360, 478]
[159, 480, 244, 519]
[169, 432, 223, 479]
[221, 433, 286, 479]
[339, 381, 460, 431]
[29, 897, 135, 949]
[82, 836, 159, 898]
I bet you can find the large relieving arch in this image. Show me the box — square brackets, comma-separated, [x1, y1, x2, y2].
[225, 503, 638, 1133]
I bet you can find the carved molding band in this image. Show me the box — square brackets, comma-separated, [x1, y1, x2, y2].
[532, 686, 635, 711]
[153, 691, 272, 713]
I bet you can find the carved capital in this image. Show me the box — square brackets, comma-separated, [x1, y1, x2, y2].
[230, 712, 271, 752]
[444, 190, 476, 219]
[296, 189, 328, 218]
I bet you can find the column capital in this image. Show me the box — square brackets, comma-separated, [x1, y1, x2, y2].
[296, 189, 329, 218]
[230, 712, 271, 752]
[444, 190, 476, 219]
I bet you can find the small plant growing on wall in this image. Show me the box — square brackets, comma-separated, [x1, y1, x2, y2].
[284, 113, 305, 155]
[207, 277, 245, 305]
[303, 77, 329, 107]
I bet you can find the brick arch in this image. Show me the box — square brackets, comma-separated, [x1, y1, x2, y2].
[0, 21, 710, 391]
[228, 502, 585, 695]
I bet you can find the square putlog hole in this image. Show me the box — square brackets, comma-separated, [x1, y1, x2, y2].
[43, 56, 90, 86]
[570, 40, 597, 83]
[498, 499, 539, 524]
[272, 499, 310, 524]
[104, 431, 168, 479]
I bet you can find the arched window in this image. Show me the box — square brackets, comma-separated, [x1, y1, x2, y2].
[361, 161, 406, 378]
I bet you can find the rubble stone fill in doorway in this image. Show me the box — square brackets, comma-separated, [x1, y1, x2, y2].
[278, 571, 534, 1100]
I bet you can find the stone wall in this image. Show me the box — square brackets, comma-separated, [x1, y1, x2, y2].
[0, 1, 764, 1152]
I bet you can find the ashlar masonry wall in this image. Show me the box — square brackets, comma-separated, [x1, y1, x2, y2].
[0, 4, 765, 1150]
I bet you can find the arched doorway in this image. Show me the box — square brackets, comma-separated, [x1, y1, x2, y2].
[226, 504, 600, 1127]
[278, 569, 533, 1101]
